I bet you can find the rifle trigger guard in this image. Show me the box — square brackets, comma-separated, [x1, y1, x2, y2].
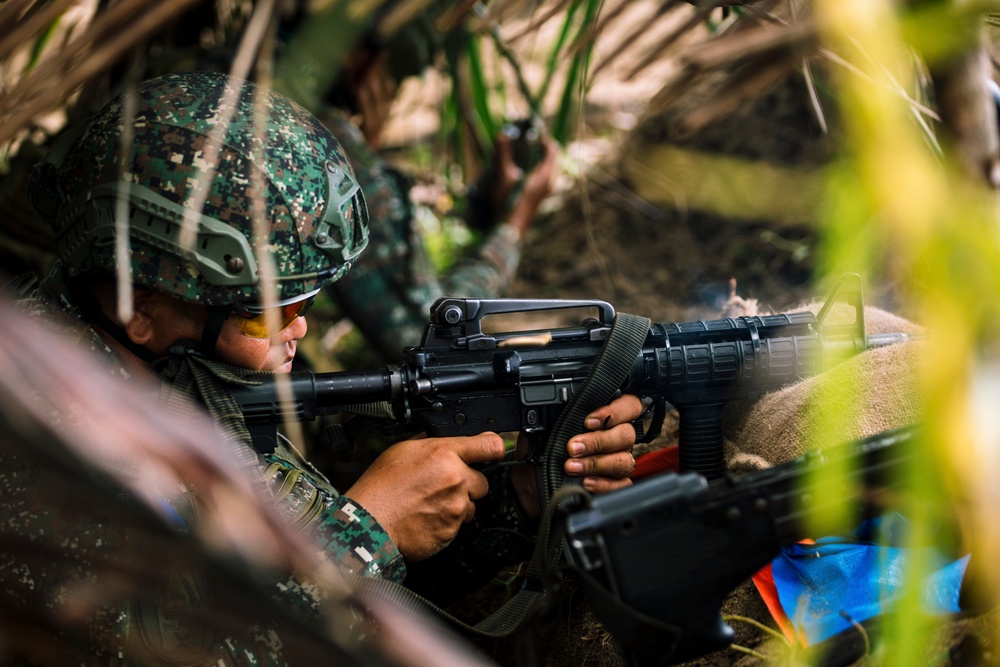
[633, 398, 667, 444]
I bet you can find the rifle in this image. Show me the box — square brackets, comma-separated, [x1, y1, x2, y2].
[559, 425, 920, 666]
[226, 275, 922, 650]
[231, 273, 915, 485]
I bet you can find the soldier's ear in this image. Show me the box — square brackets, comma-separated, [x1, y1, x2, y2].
[122, 290, 158, 346]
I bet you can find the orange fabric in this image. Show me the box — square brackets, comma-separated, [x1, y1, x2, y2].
[751, 538, 816, 646]
[752, 564, 799, 644]
[630, 445, 679, 480]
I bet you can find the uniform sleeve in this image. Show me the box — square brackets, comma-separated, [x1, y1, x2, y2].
[438, 222, 522, 302]
[311, 495, 407, 583]
[261, 452, 406, 583]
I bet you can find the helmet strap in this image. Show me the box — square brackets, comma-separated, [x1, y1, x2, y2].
[202, 307, 229, 360]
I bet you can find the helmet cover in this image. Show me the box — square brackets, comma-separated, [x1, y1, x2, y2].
[38, 70, 369, 306]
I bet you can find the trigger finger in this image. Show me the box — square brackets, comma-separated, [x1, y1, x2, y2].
[585, 394, 644, 430]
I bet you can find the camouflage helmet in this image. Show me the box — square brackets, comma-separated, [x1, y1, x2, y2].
[31, 70, 369, 307]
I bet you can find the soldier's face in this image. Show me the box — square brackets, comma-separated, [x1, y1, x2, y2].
[133, 293, 307, 373]
[215, 312, 307, 373]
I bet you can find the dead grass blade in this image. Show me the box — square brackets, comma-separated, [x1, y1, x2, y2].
[378, 0, 436, 39]
[680, 15, 817, 70]
[507, 0, 574, 45]
[679, 55, 800, 135]
[567, 0, 633, 58]
[622, 5, 716, 82]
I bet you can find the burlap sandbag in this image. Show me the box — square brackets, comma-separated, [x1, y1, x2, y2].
[723, 304, 925, 472]
[695, 304, 929, 664]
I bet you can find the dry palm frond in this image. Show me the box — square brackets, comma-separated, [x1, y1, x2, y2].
[506, 0, 575, 45]
[566, 0, 633, 59]
[0, 0, 201, 147]
[0, 0, 77, 64]
[622, 4, 717, 82]
[589, 0, 685, 81]
[377, 0, 437, 39]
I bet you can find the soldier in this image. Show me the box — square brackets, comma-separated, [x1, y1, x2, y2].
[281, 5, 559, 360]
[10, 70, 639, 662]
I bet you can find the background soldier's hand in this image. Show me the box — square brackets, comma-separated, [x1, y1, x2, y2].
[511, 393, 642, 519]
[491, 132, 559, 238]
[345, 433, 506, 561]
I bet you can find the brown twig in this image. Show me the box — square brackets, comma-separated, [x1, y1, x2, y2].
[566, 0, 633, 59]
[437, 0, 479, 33]
[679, 55, 799, 135]
[377, 0, 436, 40]
[622, 5, 716, 82]
[507, 0, 574, 45]
[679, 16, 817, 71]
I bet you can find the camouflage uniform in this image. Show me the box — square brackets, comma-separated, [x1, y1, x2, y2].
[321, 108, 524, 358]
[2, 71, 404, 665]
[6, 265, 404, 665]
[4, 70, 534, 664]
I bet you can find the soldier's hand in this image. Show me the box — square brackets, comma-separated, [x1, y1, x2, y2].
[511, 394, 642, 519]
[344, 433, 506, 561]
[505, 136, 558, 237]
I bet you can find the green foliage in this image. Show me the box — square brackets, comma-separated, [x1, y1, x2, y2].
[27, 16, 62, 72]
[434, 0, 604, 178]
[813, 1, 999, 662]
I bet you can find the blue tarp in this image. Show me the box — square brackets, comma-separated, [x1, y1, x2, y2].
[770, 514, 970, 644]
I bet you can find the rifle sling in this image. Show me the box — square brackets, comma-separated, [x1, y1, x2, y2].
[343, 312, 653, 642]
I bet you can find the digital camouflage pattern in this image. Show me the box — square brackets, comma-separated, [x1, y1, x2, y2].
[8, 267, 405, 665]
[39, 70, 368, 306]
[321, 108, 523, 357]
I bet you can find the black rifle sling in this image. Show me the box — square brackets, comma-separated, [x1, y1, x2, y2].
[341, 313, 653, 640]
[541, 311, 652, 502]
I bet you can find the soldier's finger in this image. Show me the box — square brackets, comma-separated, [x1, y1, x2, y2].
[565, 450, 635, 479]
[567, 422, 635, 458]
[581, 475, 633, 495]
[583, 394, 643, 431]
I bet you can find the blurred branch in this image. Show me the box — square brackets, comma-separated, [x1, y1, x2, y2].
[567, 0, 632, 58]
[481, 12, 543, 118]
[927, 44, 999, 186]
[0, 0, 201, 147]
[623, 4, 715, 82]
[507, 0, 575, 45]
[589, 0, 683, 80]
[378, 0, 436, 39]
[635, 2, 810, 132]
[437, 0, 479, 32]
[679, 54, 799, 135]
[680, 14, 817, 70]
[0, 0, 76, 64]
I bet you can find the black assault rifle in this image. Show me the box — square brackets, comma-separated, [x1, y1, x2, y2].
[230, 274, 915, 487]
[559, 425, 919, 666]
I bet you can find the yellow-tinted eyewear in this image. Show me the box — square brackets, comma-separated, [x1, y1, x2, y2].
[228, 291, 318, 339]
